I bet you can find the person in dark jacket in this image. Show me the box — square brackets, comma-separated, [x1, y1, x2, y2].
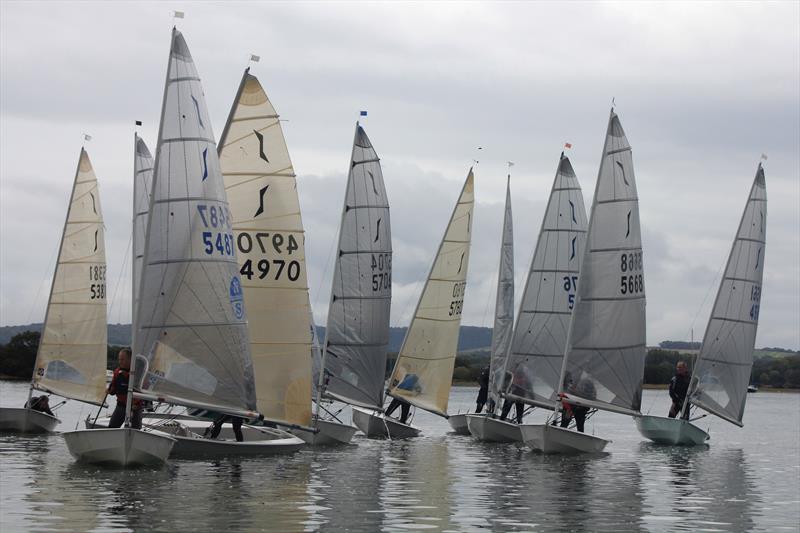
[668, 361, 691, 419]
[25, 395, 55, 416]
[475, 365, 490, 413]
[107, 348, 143, 429]
[385, 397, 412, 424]
[205, 415, 244, 442]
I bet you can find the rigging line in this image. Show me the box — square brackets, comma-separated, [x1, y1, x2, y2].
[26, 238, 61, 324]
[312, 217, 339, 313]
[108, 233, 133, 325]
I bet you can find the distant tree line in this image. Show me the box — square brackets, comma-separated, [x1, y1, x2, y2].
[1, 330, 799, 390]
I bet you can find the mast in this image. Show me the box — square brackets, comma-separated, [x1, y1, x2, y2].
[30, 147, 108, 407]
[486, 176, 515, 411]
[217, 67, 314, 427]
[319, 122, 393, 411]
[502, 153, 587, 410]
[387, 170, 475, 418]
[685, 164, 767, 426]
[557, 108, 647, 418]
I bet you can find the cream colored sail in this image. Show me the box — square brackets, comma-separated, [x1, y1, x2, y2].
[218, 68, 312, 426]
[31, 148, 107, 405]
[387, 170, 475, 417]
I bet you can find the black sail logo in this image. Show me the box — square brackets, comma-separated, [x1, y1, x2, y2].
[254, 185, 269, 217]
[254, 130, 269, 163]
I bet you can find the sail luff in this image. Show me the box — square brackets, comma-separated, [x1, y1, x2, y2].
[486, 177, 514, 409]
[134, 28, 258, 416]
[387, 170, 474, 417]
[218, 68, 312, 425]
[502, 153, 587, 410]
[688, 164, 766, 425]
[558, 109, 646, 417]
[321, 123, 393, 410]
[31, 147, 108, 405]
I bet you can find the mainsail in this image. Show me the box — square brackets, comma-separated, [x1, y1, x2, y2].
[687, 164, 767, 427]
[218, 68, 312, 426]
[134, 29, 257, 417]
[132, 134, 154, 355]
[486, 177, 515, 410]
[387, 170, 475, 417]
[321, 124, 392, 410]
[503, 154, 588, 409]
[31, 148, 107, 405]
[560, 110, 646, 417]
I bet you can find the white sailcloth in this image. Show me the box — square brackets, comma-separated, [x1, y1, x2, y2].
[387, 170, 475, 417]
[487, 178, 515, 410]
[132, 134, 154, 355]
[135, 29, 257, 416]
[503, 154, 588, 409]
[560, 110, 646, 416]
[322, 124, 392, 410]
[218, 68, 312, 426]
[31, 148, 107, 405]
[687, 164, 767, 426]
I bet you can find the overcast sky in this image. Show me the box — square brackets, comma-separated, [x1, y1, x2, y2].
[1, 1, 798, 349]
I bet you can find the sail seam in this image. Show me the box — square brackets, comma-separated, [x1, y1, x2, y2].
[709, 316, 756, 325]
[161, 137, 215, 144]
[582, 295, 646, 302]
[596, 198, 638, 205]
[606, 147, 631, 155]
[736, 237, 765, 244]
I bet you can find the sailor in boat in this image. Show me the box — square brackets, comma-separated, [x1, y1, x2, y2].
[385, 397, 412, 424]
[25, 395, 55, 417]
[558, 375, 595, 433]
[475, 365, 490, 413]
[385, 370, 419, 424]
[499, 364, 528, 423]
[668, 361, 691, 420]
[107, 348, 142, 429]
[204, 415, 244, 442]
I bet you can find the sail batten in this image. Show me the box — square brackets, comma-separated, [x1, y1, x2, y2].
[500, 154, 588, 409]
[559, 110, 646, 416]
[218, 68, 313, 426]
[134, 29, 257, 416]
[688, 164, 767, 426]
[321, 123, 393, 410]
[387, 170, 475, 416]
[31, 148, 108, 405]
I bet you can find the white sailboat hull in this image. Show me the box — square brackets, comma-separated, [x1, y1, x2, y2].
[290, 418, 357, 446]
[520, 423, 609, 454]
[63, 428, 175, 466]
[447, 413, 471, 435]
[0, 407, 60, 433]
[351, 406, 420, 439]
[150, 419, 303, 457]
[635, 415, 710, 445]
[465, 414, 523, 442]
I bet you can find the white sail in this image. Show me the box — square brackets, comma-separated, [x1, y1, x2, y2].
[310, 305, 323, 396]
[387, 170, 475, 417]
[31, 148, 108, 405]
[322, 124, 392, 410]
[503, 154, 588, 409]
[560, 110, 646, 417]
[135, 29, 257, 416]
[688, 164, 767, 426]
[218, 68, 312, 426]
[132, 134, 154, 355]
[487, 178, 515, 410]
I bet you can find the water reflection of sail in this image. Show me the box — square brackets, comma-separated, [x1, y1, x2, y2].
[691, 448, 755, 531]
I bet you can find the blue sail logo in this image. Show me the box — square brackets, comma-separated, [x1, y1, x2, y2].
[230, 276, 245, 320]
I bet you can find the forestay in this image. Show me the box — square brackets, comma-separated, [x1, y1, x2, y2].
[387, 171, 475, 417]
[687, 164, 767, 427]
[135, 29, 257, 416]
[322, 124, 392, 410]
[504, 154, 587, 409]
[132, 134, 154, 355]
[218, 68, 312, 426]
[560, 110, 646, 417]
[486, 178, 515, 410]
[31, 148, 107, 405]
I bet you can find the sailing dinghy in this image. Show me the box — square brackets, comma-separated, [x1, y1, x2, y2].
[0, 148, 109, 434]
[636, 163, 767, 445]
[521, 109, 645, 454]
[216, 67, 321, 447]
[469, 153, 587, 443]
[353, 170, 475, 439]
[461, 175, 515, 436]
[297, 123, 391, 444]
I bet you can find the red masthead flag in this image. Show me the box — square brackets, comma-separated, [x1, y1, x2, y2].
[564, 142, 572, 149]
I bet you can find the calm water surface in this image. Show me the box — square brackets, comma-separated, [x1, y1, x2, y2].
[1, 380, 798, 532]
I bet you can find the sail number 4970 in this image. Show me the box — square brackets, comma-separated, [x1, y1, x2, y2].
[236, 231, 301, 282]
[620, 251, 644, 295]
